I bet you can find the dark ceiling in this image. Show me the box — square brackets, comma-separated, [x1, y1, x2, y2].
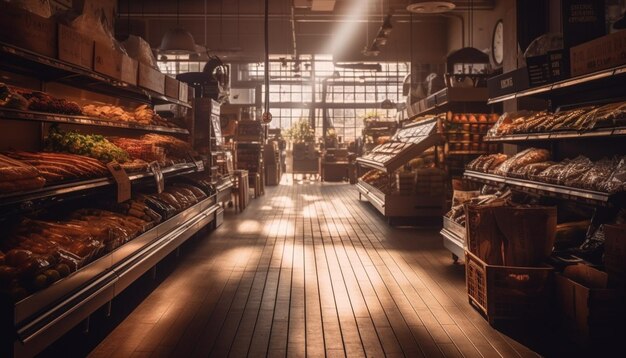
[115, 0, 495, 63]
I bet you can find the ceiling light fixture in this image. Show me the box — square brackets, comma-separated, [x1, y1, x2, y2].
[159, 0, 197, 54]
[381, 14, 393, 35]
[374, 29, 388, 46]
[363, 43, 381, 57]
[406, 1, 455, 14]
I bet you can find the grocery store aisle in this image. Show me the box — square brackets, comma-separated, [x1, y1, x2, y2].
[87, 178, 538, 358]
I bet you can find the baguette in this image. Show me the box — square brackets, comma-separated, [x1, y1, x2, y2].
[0, 176, 46, 193]
[38, 170, 65, 182]
[0, 166, 40, 181]
[0, 154, 30, 168]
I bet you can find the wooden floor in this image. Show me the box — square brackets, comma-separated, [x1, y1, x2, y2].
[86, 178, 541, 358]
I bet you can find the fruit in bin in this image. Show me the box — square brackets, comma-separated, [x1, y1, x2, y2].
[5, 249, 33, 267]
[0, 265, 19, 282]
[468, 114, 478, 123]
[478, 114, 488, 123]
[55, 263, 71, 278]
[17, 256, 51, 277]
[43, 269, 61, 284]
[32, 274, 49, 290]
[460, 114, 468, 123]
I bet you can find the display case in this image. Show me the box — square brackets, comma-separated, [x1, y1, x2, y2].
[235, 120, 264, 196]
[458, 62, 626, 273]
[361, 118, 397, 154]
[0, 26, 221, 356]
[356, 118, 446, 223]
[292, 143, 320, 179]
[321, 148, 355, 182]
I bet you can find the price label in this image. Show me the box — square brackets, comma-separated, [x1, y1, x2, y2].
[149, 161, 165, 193]
[195, 160, 205, 172]
[107, 161, 131, 203]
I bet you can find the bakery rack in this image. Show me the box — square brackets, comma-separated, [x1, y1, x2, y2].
[8, 194, 220, 358]
[487, 63, 626, 105]
[0, 108, 189, 135]
[356, 118, 446, 222]
[0, 42, 191, 108]
[0, 162, 202, 217]
[484, 126, 626, 142]
[463, 170, 615, 206]
[409, 87, 491, 117]
[0, 30, 225, 357]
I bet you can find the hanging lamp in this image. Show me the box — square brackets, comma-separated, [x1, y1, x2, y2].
[159, 0, 197, 55]
[381, 14, 393, 35]
[406, 1, 455, 14]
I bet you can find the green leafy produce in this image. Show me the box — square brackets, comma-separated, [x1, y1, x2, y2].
[46, 126, 129, 163]
[283, 118, 315, 143]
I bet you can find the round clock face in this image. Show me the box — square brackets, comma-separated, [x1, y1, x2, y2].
[492, 20, 504, 66]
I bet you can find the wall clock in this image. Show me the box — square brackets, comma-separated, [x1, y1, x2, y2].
[492, 19, 504, 67]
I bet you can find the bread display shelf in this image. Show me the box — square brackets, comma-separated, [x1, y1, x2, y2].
[0, 42, 191, 109]
[409, 87, 491, 118]
[441, 217, 465, 261]
[10, 195, 219, 358]
[447, 151, 490, 156]
[487, 63, 626, 104]
[0, 162, 200, 216]
[484, 126, 626, 142]
[216, 178, 234, 203]
[357, 179, 444, 220]
[357, 119, 443, 173]
[0, 108, 189, 135]
[463, 170, 612, 205]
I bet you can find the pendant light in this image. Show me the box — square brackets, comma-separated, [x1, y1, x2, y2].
[381, 14, 393, 35]
[159, 0, 197, 55]
[406, 1, 455, 14]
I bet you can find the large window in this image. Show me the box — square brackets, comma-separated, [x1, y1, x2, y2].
[159, 54, 409, 142]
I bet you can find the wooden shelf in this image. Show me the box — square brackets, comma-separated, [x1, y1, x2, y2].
[0, 108, 189, 135]
[484, 127, 625, 142]
[357, 179, 445, 221]
[0, 42, 190, 108]
[0, 162, 201, 217]
[463, 170, 613, 206]
[487, 64, 626, 104]
[409, 87, 491, 117]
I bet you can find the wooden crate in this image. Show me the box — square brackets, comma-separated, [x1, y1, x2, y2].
[465, 250, 553, 325]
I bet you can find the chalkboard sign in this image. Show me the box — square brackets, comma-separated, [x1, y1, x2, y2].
[562, 0, 606, 48]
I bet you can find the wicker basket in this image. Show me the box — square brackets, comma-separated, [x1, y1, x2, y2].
[465, 250, 553, 325]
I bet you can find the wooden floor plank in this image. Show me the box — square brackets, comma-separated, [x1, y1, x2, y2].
[85, 179, 545, 358]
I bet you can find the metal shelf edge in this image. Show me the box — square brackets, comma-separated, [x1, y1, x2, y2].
[0, 109, 189, 135]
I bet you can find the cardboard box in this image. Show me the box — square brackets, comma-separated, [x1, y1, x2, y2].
[555, 264, 625, 343]
[138, 63, 165, 94]
[94, 42, 122, 80]
[165, 76, 180, 99]
[57, 24, 93, 69]
[487, 67, 530, 99]
[570, 30, 626, 77]
[120, 55, 138, 85]
[0, 3, 57, 58]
